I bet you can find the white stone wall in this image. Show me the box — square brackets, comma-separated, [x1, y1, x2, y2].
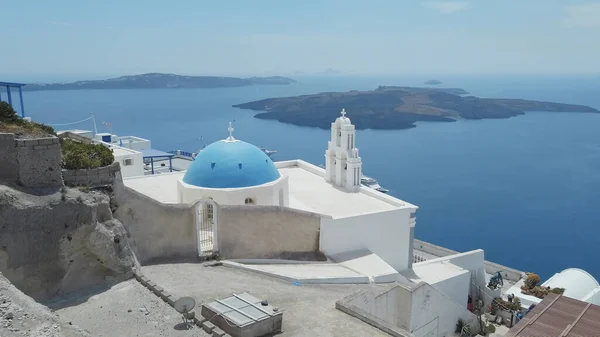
[114, 150, 144, 178]
[119, 137, 151, 151]
[177, 175, 289, 207]
[428, 269, 471, 310]
[416, 250, 490, 308]
[410, 283, 478, 337]
[414, 239, 524, 283]
[336, 282, 478, 337]
[320, 208, 412, 272]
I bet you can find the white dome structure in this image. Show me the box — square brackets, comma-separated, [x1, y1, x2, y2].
[542, 268, 600, 305]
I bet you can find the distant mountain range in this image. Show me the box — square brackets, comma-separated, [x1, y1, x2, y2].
[23, 73, 296, 91]
[233, 86, 600, 130]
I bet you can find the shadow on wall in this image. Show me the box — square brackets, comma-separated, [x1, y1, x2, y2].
[337, 281, 479, 337]
[218, 205, 325, 260]
[113, 175, 327, 264]
[112, 174, 198, 265]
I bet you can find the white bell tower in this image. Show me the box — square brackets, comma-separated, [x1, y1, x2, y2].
[325, 109, 362, 192]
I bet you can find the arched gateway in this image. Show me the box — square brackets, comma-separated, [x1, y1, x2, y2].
[194, 198, 218, 256]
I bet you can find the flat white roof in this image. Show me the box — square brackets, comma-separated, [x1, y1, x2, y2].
[124, 172, 184, 204]
[280, 165, 399, 218]
[118, 135, 150, 142]
[112, 147, 140, 156]
[409, 261, 468, 284]
[505, 279, 542, 307]
[122, 159, 416, 216]
[150, 156, 192, 171]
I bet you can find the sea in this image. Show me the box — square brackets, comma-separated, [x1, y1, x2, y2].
[21, 74, 600, 281]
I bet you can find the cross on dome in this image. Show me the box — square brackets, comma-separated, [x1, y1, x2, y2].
[226, 121, 236, 141]
[341, 108, 347, 117]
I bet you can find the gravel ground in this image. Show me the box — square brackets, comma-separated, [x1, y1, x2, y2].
[56, 279, 211, 337]
[0, 273, 89, 337]
[142, 262, 392, 337]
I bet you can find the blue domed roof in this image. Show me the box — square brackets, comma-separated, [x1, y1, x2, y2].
[183, 139, 281, 188]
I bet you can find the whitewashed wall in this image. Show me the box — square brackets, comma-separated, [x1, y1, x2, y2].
[416, 250, 489, 306]
[114, 151, 144, 178]
[177, 176, 289, 206]
[320, 208, 412, 272]
[410, 283, 478, 337]
[430, 269, 471, 310]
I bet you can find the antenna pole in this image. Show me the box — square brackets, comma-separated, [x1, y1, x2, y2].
[91, 112, 98, 135]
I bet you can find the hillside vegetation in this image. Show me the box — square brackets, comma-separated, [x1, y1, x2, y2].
[0, 102, 55, 138]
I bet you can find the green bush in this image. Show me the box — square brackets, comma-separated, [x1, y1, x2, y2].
[61, 139, 114, 169]
[0, 101, 20, 122]
[487, 324, 496, 334]
[455, 319, 471, 336]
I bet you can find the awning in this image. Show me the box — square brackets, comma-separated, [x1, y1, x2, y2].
[141, 149, 175, 158]
[142, 149, 175, 174]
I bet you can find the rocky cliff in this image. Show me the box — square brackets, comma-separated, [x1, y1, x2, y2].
[1, 272, 90, 337]
[0, 184, 139, 302]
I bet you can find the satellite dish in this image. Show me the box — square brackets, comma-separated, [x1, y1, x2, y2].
[174, 297, 196, 330]
[174, 297, 196, 313]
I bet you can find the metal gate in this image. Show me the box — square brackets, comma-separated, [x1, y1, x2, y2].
[196, 201, 216, 256]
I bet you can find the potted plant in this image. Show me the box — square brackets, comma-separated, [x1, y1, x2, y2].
[485, 300, 499, 321]
[521, 273, 541, 291]
[455, 319, 472, 336]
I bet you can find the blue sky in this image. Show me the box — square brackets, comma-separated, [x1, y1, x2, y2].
[1, 0, 599, 81]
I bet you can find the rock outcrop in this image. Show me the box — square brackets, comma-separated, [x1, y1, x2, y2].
[233, 86, 600, 130]
[1, 272, 90, 337]
[0, 184, 139, 301]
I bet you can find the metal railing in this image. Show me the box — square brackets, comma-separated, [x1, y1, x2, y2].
[414, 254, 428, 263]
[167, 150, 194, 158]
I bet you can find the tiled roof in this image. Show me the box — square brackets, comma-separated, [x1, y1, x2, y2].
[506, 293, 600, 337]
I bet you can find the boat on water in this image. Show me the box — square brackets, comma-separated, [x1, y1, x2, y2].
[360, 175, 389, 193]
[259, 147, 277, 157]
[190, 147, 276, 158]
[317, 165, 389, 193]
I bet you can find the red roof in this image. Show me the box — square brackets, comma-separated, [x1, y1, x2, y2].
[506, 293, 600, 337]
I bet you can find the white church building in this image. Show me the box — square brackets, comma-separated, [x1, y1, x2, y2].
[121, 110, 492, 336]
[125, 109, 418, 271]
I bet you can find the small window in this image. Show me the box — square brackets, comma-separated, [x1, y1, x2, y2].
[245, 197, 255, 205]
[123, 159, 133, 166]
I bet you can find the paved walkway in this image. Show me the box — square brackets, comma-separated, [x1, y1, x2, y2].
[223, 249, 400, 284]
